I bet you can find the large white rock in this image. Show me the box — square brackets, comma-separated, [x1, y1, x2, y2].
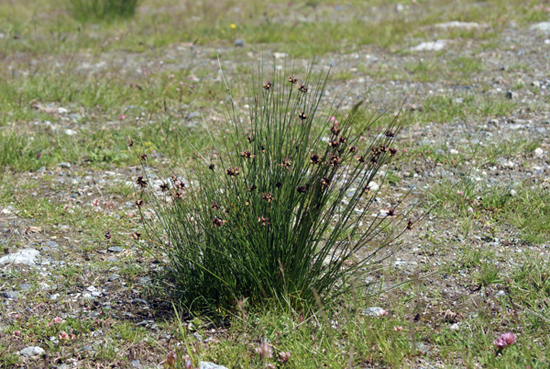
[531, 22, 550, 33]
[200, 362, 228, 369]
[0, 248, 40, 266]
[434, 21, 482, 30]
[410, 40, 447, 52]
[19, 346, 45, 357]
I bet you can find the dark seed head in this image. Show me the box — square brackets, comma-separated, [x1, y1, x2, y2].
[298, 84, 307, 93]
[131, 232, 142, 240]
[329, 155, 341, 167]
[349, 146, 358, 153]
[211, 202, 220, 210]
[135, 199, 144, 208]
[321, 177, 331, 187]
[339, 136, 347, 144]
[297, 185, 309, 194]
[258, 216, 270, 226]
[209, 164, 216, 171]
[240, 150, 256, 159]
[309, 153, 322, 164]
[138, 153, 147, 162]
[212, 216, 226, 227]
[104, 231, 112, 240]
[248, 184, 257, 192]
[275, 182, 282, 189]
[407, 219, 414, 230]
[387, 208, 395, 217]
[298, 112, 307, 120]
[288, 76, 298, 84]
[127, 139, 134, 147]
[385, 129, 395, 138]
[263, 81, 272, 90]
[160, 183, 169, 192]
[262, 193, 275, 203]
[173, 191, 183, 199]
[389, 148, 398, 157]
[226, 167, 240, 178]
[136, 176, 147, 188]
[330, 124, 341, 136]
[354, 155, 365, 163]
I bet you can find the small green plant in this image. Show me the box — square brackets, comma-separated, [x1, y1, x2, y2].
[67, 0, 139, 22]
[140, 65, 406, 312]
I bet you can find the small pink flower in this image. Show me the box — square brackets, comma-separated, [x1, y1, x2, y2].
[53, 317, 63, 324]
[493, 332, 517, 349]
[168, 74, 174, 79]
[360, 136, 367, 141]
[278, 351, 291, 362]
[48, 322, 53, 327]
[457, 191, 463, 196]
[255, 341, 273, 359]
[59, 331, 70, 340]
[13, 330, 21, 336]
[119, 114, 125, 120]
[267, 364, 275, 369]
[394, 326, 403, 332]
[13, 314, 20, 320]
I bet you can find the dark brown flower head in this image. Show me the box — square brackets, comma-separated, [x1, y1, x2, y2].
[263, 81, 272, 90]
[135, 199, 144, 208]
[212, 216, 226, 227]
[160, 183, 169, 192]
[407, 219, 414, 230]
[310, 153, 322, 164]
[297, 185, 309, 194]
[298, 111, 307, 120]
[104, 231, 112, 240]
[354, 155, 365, 163]
[330, 124, 341, 136]
[248, 184, 257, 192]
[385, 129, 395, 138]
[258, 216, 270, 226]
[174, 180, 185, 190]
[131, 231, 142, 240]
[339, 136, 348, 144]
[329, 155, 341, 167]
[321, 177, 331, 187]
[363, 185, 371, 194]
[247, 136, 255, 143]
[136, 176, 147, 188]
[349, 146, 358, 153]
[127, 139, 134, 147]
[288, 76, 298, 84]
[260, 146, 266, 154]
[279, 158, 292, 171]
[275, 182, 282, 189]
[138, 153, 147, 161]
[173, 191, 183, 199]
[226, 167, 240, 178]
[387, 208, 395, 217]
[245, 199, 250, 206]
[389, 148, 398, 157]
[328, 140, 340, 148]
[240, 150, 256, 159]
[171, 175, 178, 182]
[298, 84, 308, 93]
[209, 164, 216, 171]
[262, 193, 275, 203]
[211, 202, 220, 210]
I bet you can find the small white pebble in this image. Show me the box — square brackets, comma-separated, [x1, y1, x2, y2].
[534, 147, 543, 157]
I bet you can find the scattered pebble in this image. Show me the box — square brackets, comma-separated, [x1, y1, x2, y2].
[19, 346, 45, 357]
[410, 40, 447, 52]
[362, 307, 388, 317]
[0, 248, 40, 266]
[234, 38, 245, 47]
[108, 246, 124, 253]
[535, 147, 544, 157]
[58, 162, 71, 169]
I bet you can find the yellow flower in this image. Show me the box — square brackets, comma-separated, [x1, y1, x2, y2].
[230, 24, 236, 29]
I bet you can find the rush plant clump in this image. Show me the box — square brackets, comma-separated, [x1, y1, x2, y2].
[139, 65, 408, 312]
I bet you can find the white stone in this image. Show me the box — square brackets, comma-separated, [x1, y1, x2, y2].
[19, 346, 45, 357]
[0, 249, 40, 266]
[368, 181, 379, 192]
[434, 21, 482, 30]
[449, 149, 459, 155]
[64, 129, 77, 136]
[273, 52, 288, 59]
[362, 307, 388, 317]
[531, 22, 550, 33]
[57, 107, 68, 114]
[86, 286, 97, 292]
[450, 323, 460, 331]
[200, 362, 228, 369]
[1, 208, 12, 214]
[535, 147, 544, 157]
[510, 189, 517, 197]
[410, 40, 447, 52]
